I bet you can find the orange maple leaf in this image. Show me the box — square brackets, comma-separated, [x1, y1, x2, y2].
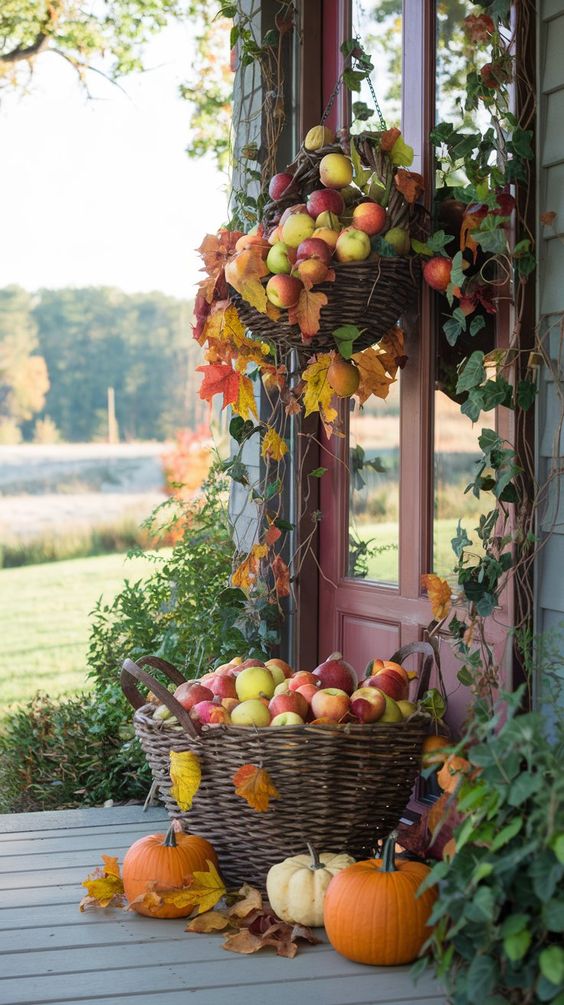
[380, 126, 401, 152]
[394, 169, 425, 204]
[422, 573, 452, 621]
[232, 764, 280, 812]
[197, 362, 240, 410]
[352, 346, 395, 405]
[225, 248, 269, 314]
[288, 289, 328, 339]
[378, 327, 408, 378]
[197, 230, 242, 303]
[232, 543, 268, 592]
[271, 553, 290, 597]
[264, 522, 282, 546]
[460, 213, 482, 261]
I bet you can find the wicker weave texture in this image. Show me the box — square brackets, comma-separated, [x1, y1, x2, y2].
[232, 255, 420, 357]
[130, 707, 428, 889]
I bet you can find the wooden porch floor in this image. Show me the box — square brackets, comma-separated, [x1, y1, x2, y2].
[0, 805, 445, 1005]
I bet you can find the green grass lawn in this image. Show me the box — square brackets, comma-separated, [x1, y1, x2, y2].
[352, 518, 481, 583]
[0, 551, 157, 710]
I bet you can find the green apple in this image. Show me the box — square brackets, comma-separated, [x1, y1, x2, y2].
[377, 691, 403, 723]
[397, 700, 418, 719]
[235, 666, 275, 701]
[335, 226, 371, 262]
[315, 210, 341, 231]
[273, 679, 291, 695]
[382, 227, 410, 255]
[231, 699, 271, 727]
[270, 711, 305, 726]
[266, 241, 296, 275]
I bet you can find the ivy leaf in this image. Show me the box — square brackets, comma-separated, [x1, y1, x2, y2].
[232, 764, 280, 812]
[371, 235, 398, 257]
[543, 900, 564, 933]
[457, 351, 486, 393]
[504, 929, 531, 961]
[229, 416, 257, 444]
[349, 140, 372, 190]
[461, 388, 483, 421]
[444, 317, 464, 346]
[309, 467, 327, 478]
[428, 230, 455, 254]
[476, 592, 497, 617]
[452, 521, 472, 558]
[389, 134, 414, 166]
[540, 947, 564, 987]
[169, 751, 202, 812]
[470, 314, 486, 337]
[450, 251, 466, 289]
[517, 378, 537, 410]
[466, 954, 497, 999]
[480, 377, 513, 410]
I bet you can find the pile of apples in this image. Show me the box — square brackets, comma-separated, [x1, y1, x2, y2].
[153, 652, 419, 730]
[238, 124, 410, 313]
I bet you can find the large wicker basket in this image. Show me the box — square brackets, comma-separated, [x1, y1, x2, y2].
[121, 643, 440, 889]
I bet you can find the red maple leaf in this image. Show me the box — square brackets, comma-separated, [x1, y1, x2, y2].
[197, 363, 240, 409]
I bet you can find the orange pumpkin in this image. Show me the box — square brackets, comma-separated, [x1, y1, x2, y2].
[437, 754, 472, 793]
[421, 733, 451, 768]
[323, 834, 437, 965]
[123, 824, 218, 918]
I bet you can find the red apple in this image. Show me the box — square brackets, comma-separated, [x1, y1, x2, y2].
[266, 273, 303, 308]
[265, 657, 293, 679]
[190, 700, 231, 725]
[423, 256, 452, 292]
[295, 682, 320, 705]
[364, 670, 409, 702]
[350, 687, 386, 722]
[268, 172, 297, 201]
[311, 687, 351, 722]
[365, 659, 409, 685]
[268, 691, 308, 720]
[306, 188, 344, 219]
[352, 200, 387, 236]
[235, 234, 270, 259]
[288, 671, 319, 691]
[173, 682, 214, 710]
[206, 674, 238, 700]
[293, 259, 329, 286]
[228, 658, 267, 676]
[312, 652, 357, 695]
[280, 203, 308, 225]
[296, 236, 333, 265]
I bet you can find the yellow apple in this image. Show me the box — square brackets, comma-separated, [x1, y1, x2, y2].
[235, 666, 275, 701]
[231, 699, 271, 727]
[319, 152, 353, 189]
[270, 711, 305, 726]
[335, 227, 371, 262]
[281, 212, 316, 248]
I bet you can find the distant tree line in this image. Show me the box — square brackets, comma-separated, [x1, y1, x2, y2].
[0, 285, 206, 443]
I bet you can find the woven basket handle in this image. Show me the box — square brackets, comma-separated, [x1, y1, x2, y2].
[388, 640, 444, 703]
[120, 657, 199, 739]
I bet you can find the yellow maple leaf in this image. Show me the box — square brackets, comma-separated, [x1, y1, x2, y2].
[288, 288, 328, 338]
[352, 346, 395, 405]
[80, 857, 125, 911]
[232, 543, 268, 592]
[377, 327, 407, 378]
[302, 353, 338, 426]
[232, 373, 258, 421]
[261, 426, 288, 461]
[169, 751, 202, 812]
[168, 860, 226, 915]
[185, 910, 232, 932]
[225, 249, 269, 314]
[422, 573, 452, 621]
[202, 303, 245, 345]
[232, 763, 280, 812]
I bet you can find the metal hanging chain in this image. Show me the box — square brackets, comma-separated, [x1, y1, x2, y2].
[320, 65, 387, 131]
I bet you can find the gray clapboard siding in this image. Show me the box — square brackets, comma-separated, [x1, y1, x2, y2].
[537, 3, 564, 706]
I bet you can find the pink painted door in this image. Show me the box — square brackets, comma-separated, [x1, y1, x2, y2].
[316, 0, 513, 733]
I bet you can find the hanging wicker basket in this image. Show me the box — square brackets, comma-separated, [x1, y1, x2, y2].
[231, 133, 427, 356]
[121, 643, 441, 890]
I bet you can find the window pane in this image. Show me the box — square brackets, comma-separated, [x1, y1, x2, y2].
[351, 0, 402, 130]
[348, 381, 400, 583]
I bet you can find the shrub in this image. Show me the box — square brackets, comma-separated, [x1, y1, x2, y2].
[418, 689, 564, 1005]
[0, 690, 151, 813]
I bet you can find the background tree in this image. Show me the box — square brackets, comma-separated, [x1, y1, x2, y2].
[0, 286, 49, 442]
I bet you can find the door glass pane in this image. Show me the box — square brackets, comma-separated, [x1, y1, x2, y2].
[348, 380, 400, 583]
[351, 0, 402, 130]
[433, 0, 495, 577]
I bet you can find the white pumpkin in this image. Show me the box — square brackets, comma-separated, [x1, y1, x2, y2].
[266, 844, 355, 927]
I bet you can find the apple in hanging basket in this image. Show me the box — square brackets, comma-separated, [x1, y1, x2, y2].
[266, 273, 304, 308]
[266, 241, 297, 275]
[306, 188, 345, 219]
[268, 171, 297, 201]
[335, 227, 371, 262]
[312, 652, 358, 694]
[319, 152, 353, 189]
[281, 212, 316, 248]
[352, 200, 387, 236]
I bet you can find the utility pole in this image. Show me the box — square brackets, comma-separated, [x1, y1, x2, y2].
[107, 386, 119, 444]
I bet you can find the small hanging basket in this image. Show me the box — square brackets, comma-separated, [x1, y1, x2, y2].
[121, 643, 442, 890]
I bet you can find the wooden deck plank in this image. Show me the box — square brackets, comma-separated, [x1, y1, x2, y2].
[0, 805, 445, 1004]
[0, 957, 440, 1004]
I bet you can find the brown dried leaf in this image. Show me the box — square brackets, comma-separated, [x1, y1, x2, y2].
[228, 884, 263, 919]
[394, 169, 425, 204]
[223, 930, 265, 954]
[378, 327, 407, 377]
[540, 210, 557, 226]
[232, 764, 280, 812]
[380, 126, 401, 152]
[352, 346, 395, 405]
[186, 910, 232, 932]
[272, 553, 291, 598]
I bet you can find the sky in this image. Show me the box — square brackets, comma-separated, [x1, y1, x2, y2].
[0, 24, 229, 300]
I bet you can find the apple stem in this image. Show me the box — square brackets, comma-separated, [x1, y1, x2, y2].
[327, 651, 343, 661]
[379, 831, 398, 873]
[307, 842, 323, 870]
[163, 823, 177, 848]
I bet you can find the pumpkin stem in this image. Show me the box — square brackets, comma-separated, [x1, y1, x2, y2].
[379, 831, 398, 873]
[307, 842, 323, 869]
[163, 823, 177, 848]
